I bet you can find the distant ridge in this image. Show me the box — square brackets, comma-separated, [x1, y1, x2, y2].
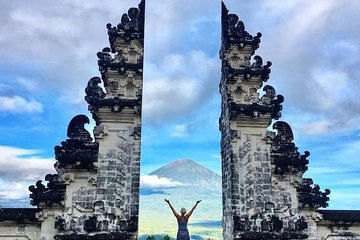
[149, 159, 221, 189]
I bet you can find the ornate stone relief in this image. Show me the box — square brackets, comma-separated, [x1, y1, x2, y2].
[270, 121, 309, 175]
[220, 2, 314, 239]
[54, 115, 98, 169]
[297, 178, 330, 209]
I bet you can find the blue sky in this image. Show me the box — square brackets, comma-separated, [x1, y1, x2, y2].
[0, 0, 360, 210]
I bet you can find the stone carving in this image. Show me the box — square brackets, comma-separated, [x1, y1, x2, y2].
[85, 77, 105, 105]
[84, 216, 97, 233]
[54, 115, 98, 169]
[251, 55, 263, 69]
[29, 175, 65, 207]
[260, 215, 283, 232]
[221, 2, 261, 51]
[271, 121, 309, 174]
[227, 49, 251, 68]
[55, 217, 66, 231]
[220, 3, 312, 239]
[97, 46, 143, 76]
[91, 125, 139, 237]
[289, 216, 308, 231]
[229, 96, 283, 120]
[121, 43, 143, 64]
[233, 214, 308, 239]
[223, 55, 272, 82]
[130, 126, 141, 140]
[97, 72, 142, 99]
[239, 136, 252, 158]
[104, 97, 140, 113]
[94, 125, 108, 139]
[106, 0, 145, 51]
[97, 47, 112, 75]
[298, 178, 331, 209]
[325, 234, 360, 240]
[72, 187, 96, 211]
[223, 52, 284, 121]
[92, 13, 143, 236]
[87, 97, 141, 125]
[261, 85, 276, 105]
[67, 115, 92, 141]
[55, 232, 135, 240]
[0, 208, 40, 223]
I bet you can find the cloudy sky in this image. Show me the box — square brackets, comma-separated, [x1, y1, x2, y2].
[0, 0, 360, 210]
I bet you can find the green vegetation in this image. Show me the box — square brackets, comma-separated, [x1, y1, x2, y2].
[145, 235, 172, 240]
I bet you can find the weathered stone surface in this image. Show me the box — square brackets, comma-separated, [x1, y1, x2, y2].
[270, 121, 309, 175]
[220, 2, 360, 240]
[23, 1, 144, 239]
[28, 177, 65, 207]
[220, 2, 311, 239]
[54, 115, 99, 169]
[0, 208, 40, 223]
[0, 214, 41, 240]
[221, 2, 261, 53]
[298, 178, 330, 209]
[54, 1, 144, 238]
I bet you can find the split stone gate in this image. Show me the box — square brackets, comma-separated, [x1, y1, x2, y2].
[0, 1, 359, 240]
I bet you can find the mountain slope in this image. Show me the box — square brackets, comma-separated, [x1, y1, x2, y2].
[139, 159, 222, 239]
[149, 159, 221, 189]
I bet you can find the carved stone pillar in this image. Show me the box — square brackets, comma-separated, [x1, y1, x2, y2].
[40, 1, 145, 239]
[219, 2, 327, 239]
[84, 1, 144, 238]
[220, 5, 275, 238]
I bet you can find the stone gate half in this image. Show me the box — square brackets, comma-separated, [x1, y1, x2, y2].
[0, 1, 145, 239]
[220, 2, 360, 240]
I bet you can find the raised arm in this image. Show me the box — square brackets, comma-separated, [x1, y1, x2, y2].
[165, 199, 180, 219]
[185, 200, 201, 220]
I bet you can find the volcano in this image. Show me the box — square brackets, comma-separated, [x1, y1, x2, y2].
[149, 159, 221, 189]
[139, 159, 222, 240]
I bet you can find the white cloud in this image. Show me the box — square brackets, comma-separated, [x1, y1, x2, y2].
[143, 51, 219, 124]
[262, 0, 302, 13]
[277, 1, 334, 51]
[143, 77, 199, 120]
[15, 77, 39, 92]
[0, 146, 55, 204]
[0, 0, 221, 111]
[170, 124, 188, 138]
[0, 145, 55, 181]
[311, 69, 349, 111]
[0, 181, 31, 200]
[0, 96, 43, 113]
[140, 175, 185, 189]
[10, 9, 77, 40]
[300, 120, 332, 135]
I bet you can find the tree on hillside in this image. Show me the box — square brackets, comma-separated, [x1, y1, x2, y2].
[162, 235, 171, 240]
[146, 236, 156, 240]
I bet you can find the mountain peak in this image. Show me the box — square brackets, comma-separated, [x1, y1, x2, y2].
[149, 159, 221, 188]
[158, 158, 204, 169]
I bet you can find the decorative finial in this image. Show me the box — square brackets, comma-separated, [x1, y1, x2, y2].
[67, 115, 92, 141]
